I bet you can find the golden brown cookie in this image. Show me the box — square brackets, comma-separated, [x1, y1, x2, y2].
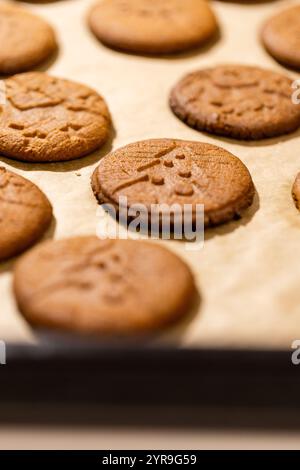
[0, 167, 52, 261]
[170, 65, 300, 140]
[88, 0, 218, 54]
[0, 3, 57, 74]
[292, 173, 300, 211]
[0, 72, 112, 162]
[91, 139, 255, 227]
[261, 5, 300, 69]
[13, 236, 197, 335]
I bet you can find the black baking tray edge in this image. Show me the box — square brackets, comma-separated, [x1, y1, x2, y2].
[1, 337, 299, 410]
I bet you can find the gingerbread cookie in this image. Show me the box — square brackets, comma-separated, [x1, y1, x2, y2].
[14, 237, 197, 335]
[91, 139, 255, 227]
[170, 65, 300, 140]
[0, 72, 111, 162]
[0, 167, 52, 261]
[261, 5, 300, 69]
[0, 3, 57, 74]
[88, 0, 218, 54]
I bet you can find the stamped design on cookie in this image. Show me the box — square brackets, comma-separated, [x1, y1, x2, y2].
[110, 145, 199, 197]
[13, 237, 197, 335]
[0, 73, 112, 162]
[110, 146, 209, 199]
[29, 241, 134, 305]
[92, 139, 255, 228]
[170, 65, 300, 140]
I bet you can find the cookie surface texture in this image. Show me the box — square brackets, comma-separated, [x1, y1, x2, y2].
[170, 65, 300, 140]
[0, 3, 57, 74]
[88, 0, 218, 54]
[91, 139, 255, 227]
[0, 167, 52, 261]
[0, 72, 111, 162]
[14, 237, 197, 335]
[262, 5, 300, 69]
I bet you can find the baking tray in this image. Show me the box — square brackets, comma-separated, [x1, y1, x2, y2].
[2, 342, 300, 416]
[2, 0, 300, 412]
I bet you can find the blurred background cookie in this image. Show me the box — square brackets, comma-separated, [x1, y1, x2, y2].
[88, 0, 218, 54]
[261, 5, 300, 69]
[0, 3, 57, 74]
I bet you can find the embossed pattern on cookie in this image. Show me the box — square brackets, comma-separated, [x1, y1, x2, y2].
[0, 72, 112, 163]
[92, 139, 255, 227]
[170, 65, 300, 140]
[13, 237, 197, 335]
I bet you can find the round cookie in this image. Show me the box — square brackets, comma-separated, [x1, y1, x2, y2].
[0, 3, 57, 75]
[0, 167, 52, 261]
[88, 0, 218, 54]
[292, 173, 300, 211]
[91, 139, 255, 227]
[261, 5, 300, 69]
[169, 65, 300, 140]
[13, 237, 197, 335]
[0, 72, 111, 162]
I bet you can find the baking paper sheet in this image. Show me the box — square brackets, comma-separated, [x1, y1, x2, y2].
[1, 0, 300, 349]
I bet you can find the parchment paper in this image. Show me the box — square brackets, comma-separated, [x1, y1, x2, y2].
[1, 0, 300, 349]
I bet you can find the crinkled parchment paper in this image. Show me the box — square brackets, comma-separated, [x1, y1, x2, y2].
[1, 0, 300, 349]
